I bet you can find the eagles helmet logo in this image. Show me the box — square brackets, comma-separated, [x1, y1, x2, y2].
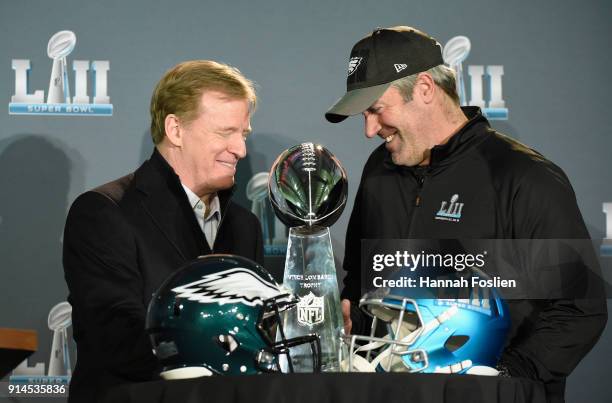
[172, 267, 291, 307]
[347, 57, 363, 76]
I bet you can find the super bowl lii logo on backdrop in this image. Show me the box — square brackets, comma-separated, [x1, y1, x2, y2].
[443, 36, 508, 120]
[10, 302, 72, 385]
[9, 30, 112, 116]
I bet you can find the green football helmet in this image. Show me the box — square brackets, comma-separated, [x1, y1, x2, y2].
[146, 254, 321, 379]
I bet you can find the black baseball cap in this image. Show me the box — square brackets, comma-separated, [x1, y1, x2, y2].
[325, 26, 444, 123]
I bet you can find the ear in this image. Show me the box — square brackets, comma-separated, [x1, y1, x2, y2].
[164, 114, 182, 147]
[414, 72, 435, 104]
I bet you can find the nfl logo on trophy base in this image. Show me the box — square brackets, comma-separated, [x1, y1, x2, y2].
[297, 292, 325, 326]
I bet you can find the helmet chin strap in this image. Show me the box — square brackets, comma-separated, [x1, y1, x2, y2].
[160, 366, 213, 380]
[431, 361, 499, 375]
[433, 359, 473, 374]
[464, 366, 499, 376]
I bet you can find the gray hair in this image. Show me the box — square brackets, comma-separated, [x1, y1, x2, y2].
[391, 64, 460, 105]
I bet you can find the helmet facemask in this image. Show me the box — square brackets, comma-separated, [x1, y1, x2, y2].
[342, 294, 473, 373]
[342, 294, 424, 372]
[255, 295, 321, 373]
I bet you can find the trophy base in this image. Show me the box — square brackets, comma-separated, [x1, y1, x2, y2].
[281, 226, 344, 373]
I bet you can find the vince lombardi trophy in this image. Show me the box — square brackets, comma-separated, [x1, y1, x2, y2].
[268, 143, 348, 372]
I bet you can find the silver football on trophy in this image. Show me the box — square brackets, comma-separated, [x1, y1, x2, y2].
[268, 143, 348, 228]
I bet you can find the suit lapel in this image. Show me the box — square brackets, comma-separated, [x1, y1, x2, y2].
[134, 151, 210, 260]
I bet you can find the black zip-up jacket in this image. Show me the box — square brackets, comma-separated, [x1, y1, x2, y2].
[63, 150, 264, 402]
[342, 107, 607, 402]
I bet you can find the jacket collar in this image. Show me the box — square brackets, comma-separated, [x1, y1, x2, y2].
[383, 106, 490, 172]
[136, 149, 235, 212]
[133, 149, 234, 259]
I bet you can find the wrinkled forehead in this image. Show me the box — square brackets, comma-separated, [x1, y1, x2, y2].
[197, 90, 249, 111]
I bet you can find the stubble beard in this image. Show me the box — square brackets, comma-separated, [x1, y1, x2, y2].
[391, 133, 428, 167]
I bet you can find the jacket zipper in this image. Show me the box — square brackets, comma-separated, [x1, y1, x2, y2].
[414, 173, 425, 207]
[406, 171, 427, 237]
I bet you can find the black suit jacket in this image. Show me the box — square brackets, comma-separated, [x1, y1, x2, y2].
[63, 149, 263, 402]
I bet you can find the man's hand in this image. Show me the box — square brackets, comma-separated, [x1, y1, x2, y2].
[341, 299, 352, 335]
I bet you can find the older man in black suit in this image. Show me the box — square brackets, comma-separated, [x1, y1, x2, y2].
[63, 60, 263, 402]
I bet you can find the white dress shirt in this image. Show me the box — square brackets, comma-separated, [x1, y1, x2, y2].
[181, 184, 221, 249]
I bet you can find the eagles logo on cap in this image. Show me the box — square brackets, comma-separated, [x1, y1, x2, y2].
[347, 57, 363, 76]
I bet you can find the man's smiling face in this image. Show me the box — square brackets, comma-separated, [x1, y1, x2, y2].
[178, 90, 251, 196]
[362, 85, 429, 167]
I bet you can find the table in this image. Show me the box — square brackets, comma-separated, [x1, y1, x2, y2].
[0, 328, 37, 378]
[104, 372, 546, 403]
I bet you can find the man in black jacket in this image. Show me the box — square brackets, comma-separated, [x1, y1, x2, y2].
[63, 60, 263, 402]
[325, 26, 606, 402]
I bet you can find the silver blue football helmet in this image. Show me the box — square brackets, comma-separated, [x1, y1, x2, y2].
[343, 269, 510, 375]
